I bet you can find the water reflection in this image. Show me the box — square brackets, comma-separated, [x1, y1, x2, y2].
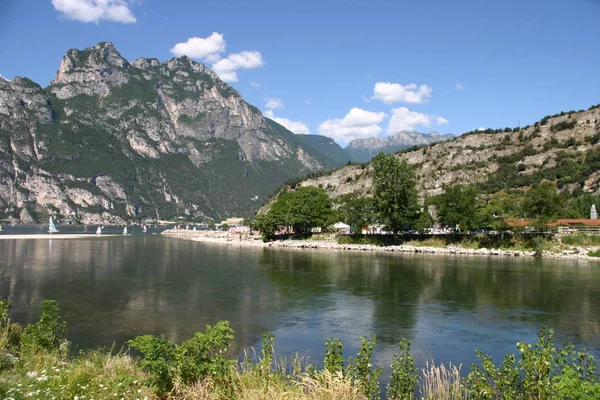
[1, 237, 599, 371]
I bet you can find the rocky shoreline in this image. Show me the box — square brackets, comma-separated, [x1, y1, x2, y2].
[161, 229, 600, 261]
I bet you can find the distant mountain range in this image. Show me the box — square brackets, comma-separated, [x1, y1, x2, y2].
[344, 131, 454, 162]
[294, 131, 454, 165]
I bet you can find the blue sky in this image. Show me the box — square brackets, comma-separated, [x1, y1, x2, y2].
[1, 0, 599, 145]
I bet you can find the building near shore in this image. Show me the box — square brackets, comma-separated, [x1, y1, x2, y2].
[220, 217, 244, 227]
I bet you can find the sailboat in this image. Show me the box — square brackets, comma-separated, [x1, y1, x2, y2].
[96, 226, 103, 235]
[48, 217, 59, 233]
[123, 226, 131, 236]
[142, 224, 147, 233]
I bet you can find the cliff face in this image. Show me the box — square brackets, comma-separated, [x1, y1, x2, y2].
[274, 106, 600, 205]
[0, 42, 331, 224]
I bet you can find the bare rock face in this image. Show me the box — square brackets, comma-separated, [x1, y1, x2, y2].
[281, 106, 600, 203]
[50, 42, 131, 99]
[0, 42, 338, 224]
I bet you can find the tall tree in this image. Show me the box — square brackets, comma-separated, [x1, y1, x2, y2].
[371, 152, 419, 234]
[436, 184, 481, 232]
[337, 193, 378, 233]
[269, 186, 334, 234]
[522, 181, 563, 225]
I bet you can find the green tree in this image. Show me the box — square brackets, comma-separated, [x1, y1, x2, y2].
[522, 181, 564, 225]
[251, 214, 278, 242]
[371, 152, 419, 234]
[478, 190, 526, 234]
[336, 193, 378, 233]
[436, 184, 481, 232]
[269, 186, 334, 234]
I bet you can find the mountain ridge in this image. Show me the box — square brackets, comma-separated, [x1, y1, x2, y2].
[344, 131, 454, 162]
[259, 104, 600, 213]
[0, 42, 338, 224]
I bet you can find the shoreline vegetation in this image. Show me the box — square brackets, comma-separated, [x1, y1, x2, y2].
[2, 301, 600, 399]
[162, 229, 600, 261]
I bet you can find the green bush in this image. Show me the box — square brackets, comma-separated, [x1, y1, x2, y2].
[587, 249, 600, 257]
[324, 337, 344, 374]
[387, 338, 417, 400]
[128, 320, 235, 395]
[550, 119, 577, 132]
[347, 336, 382, 399]
[0, 301, 22, 371]
[21, 300, 68, 353]
[466, 326, 600, 400]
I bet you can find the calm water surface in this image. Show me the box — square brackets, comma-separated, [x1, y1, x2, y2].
[1, 235, 600, 372]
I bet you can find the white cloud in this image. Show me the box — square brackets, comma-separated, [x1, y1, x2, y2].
[387, 107, 449, 133]
[372, 82, 432, 104]
[455, 82, 465, 91]
[250, 81, 262, 88]
[436, 116, 449, 125]
[212, 51, 264, 82]
[170, 32, 226, 60]
[318, 108, 387, 143]
[264, 96, 283, 109]
[51, 0, 137, 24]
[477, 127, 485, 131]
[264, 110, 310, 134]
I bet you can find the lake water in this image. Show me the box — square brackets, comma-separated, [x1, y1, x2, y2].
[1, 234, 600, 373]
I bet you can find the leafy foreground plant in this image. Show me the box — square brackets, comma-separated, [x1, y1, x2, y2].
[2, 300, 600, 399]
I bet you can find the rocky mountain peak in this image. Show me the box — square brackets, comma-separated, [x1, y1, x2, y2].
[49, 42, 131, 99]
[0, 42, 340, 224]
[131, 57, 160, 69]
[345, 130, 454, 162]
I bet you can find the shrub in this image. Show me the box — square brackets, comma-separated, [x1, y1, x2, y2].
[128, 320, 235, 395]
[324, 338, 344, 374]
[587, 249, 600, 257]
[387, 338, 418, 399]
[347, 336, 382, 399]
[550, 119, 577, 132]
[21, 300, 68, 353]
[0, 301, 22, 371]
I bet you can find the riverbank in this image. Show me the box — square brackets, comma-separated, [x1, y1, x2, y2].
[161, 229, 600, 260]
[2, 300, 599, 400]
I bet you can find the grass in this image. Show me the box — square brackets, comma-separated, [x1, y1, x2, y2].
[1, 349, 153, 400]
[562, 234, 600, 246]
[588, 249, 600, 257]
[419, 362, 464, 400]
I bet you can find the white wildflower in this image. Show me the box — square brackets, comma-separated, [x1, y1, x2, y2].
[26, 371, 38, 378]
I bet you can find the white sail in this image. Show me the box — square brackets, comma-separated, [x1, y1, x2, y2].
[96, 226, 102, 235]
[48, 217, 58, 233]
[591, 204, 597, 220]
[123, 226, 128, 235]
